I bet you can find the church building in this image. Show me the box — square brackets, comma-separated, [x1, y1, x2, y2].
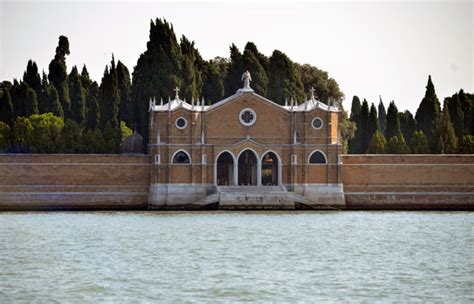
[147, 71, 345, 209]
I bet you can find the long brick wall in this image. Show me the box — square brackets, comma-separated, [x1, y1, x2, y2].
[341, 155, 474, 210]
[0, 154, 151, 210]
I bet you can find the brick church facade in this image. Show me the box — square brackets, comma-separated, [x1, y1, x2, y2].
[147, 72, 345, 209]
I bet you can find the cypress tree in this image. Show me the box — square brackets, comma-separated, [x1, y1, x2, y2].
[23, 60, 42, 97]
[80, 65, 92, 93]
[179, 36, 202, 100]
[366, 130, 387, 154]
[387, 134, 409, 154]
[245, 42, 269, 72]
[378, 96, 387, 136]
[116, 61, 132, 127]
[432, 101, 458, 153]
[458, 89, 472, 134]
[386, 101, 401, 139]
[399, 110, 416, 144]
[38, 71, 49, 113]
[446, 94, 464, 140]
[367, 103, 379, 145]
[0, 122, 11, 152]
[100, 56, 120, 128]
[224, 44, 244, 96]
[409, 130, 429, 154]
[267, 50, 305, 104]
[201, 58, 226, 103]
[0, 89, 14, 126]
[48, 35, 72, 118]
[47, 85, 64, 118]
[348, 96, 362, 153]
[241, 43, 268, 95]
[298, 63, 344, 104]
[459, 135, 474, 153]
[85, 83, 100, 130]
[358, 99, 370, 153]
[25, 86, 39, 116]
[415, 75, 440, 145]
[69, 66, 86, 124]
[131, 18, 183, 142]
[62, 119, 83, 153]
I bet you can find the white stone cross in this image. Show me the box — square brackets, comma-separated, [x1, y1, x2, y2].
[174, 87, 180, 100]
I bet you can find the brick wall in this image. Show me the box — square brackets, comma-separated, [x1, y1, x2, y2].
[341, 155, 474, 210]
[0, 154, 151, 210]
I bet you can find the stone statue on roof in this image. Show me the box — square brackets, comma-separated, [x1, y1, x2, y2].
[241, 71, 252, 88]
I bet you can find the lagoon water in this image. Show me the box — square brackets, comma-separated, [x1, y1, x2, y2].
[0, 211, 473, 303]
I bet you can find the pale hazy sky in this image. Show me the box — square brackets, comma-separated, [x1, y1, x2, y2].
[1, 0, 473, 113]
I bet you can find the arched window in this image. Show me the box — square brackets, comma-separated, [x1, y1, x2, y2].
[309, 150, 327, 164]
[172, 150, 191, 164]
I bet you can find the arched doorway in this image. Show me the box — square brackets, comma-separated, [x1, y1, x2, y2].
[238, 150, 258, 185]
[261, 152, 279, 185]
[216, 152, 235, 186]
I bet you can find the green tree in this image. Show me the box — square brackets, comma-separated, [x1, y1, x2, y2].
[367, 103, 379, 145]
[366, 130, 387, 154]
[409, 130, 429, 154]
[201, 58, 227, 103]
[12, 116, 33, 152]
[241, 42, 268, 95]
[179, 36, 202, 100]
[83, 128, 106, 153]
[0, 122, 11, 152]
[103, 121, 121, 153]
[62, 119, 83, 153]
[446, 94, 464, 140]
[458, 89, 472, 134]
[348, 96, 362, 153]
[120, 121, 133, 141]
[69, 66, 86, 124]
[0, 89, 14, 125]
[28, 113, 64, 153]
[432, 101, 458, 153]
[267, 50, 305, 104]
[47, 85, 64, 117]
[459, 135, 474, 153]
[386, 101, 401, 139]
[358, 99, 370, 153]
[399, 110, 415, 144]
[387, 134, 409, 154]
[224, 44, 244, 96]
[23, 60, 42, 97]
[378, 96, 387, 136]
[25, 87, 39, 116]
[48, 35, 72, 118]
[116, 61, 133, 127]
[85, 83, 100, 130]
[298, 63, 344, 104]
[131, 18, 182, 142]
[339, 103, 356, 153]
[100, 56, 120, 128]
[415, 75, 440, 145]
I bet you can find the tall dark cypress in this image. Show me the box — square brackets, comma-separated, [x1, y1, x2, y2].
[48, 36, 72, 118]
[378, 96, 387, 136]
[179, 36, 202, 100]
[348, 96, 362, 153]
[358, 99, 370, 153]
[399, 110, 416, 144]
[367, 103, 379, 148]
[386, 101, 401, 140]
[116, 61, 132, 127]
[267, 50, 305, 104]
[446, 94, 464, 140]
[224, 44, 244, 96]
[100, 56, 120, 129]
[415, 75, 440, 145]
[69, 66, 86, 124]
[85, 83, 100, 130]
[23, 60, 42, 96]
[0, 89, 14, 126]
[241, 42, 268, 96]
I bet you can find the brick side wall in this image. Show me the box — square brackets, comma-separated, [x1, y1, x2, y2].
[0, 154, 151, 210]
[341, 155, 474, 210]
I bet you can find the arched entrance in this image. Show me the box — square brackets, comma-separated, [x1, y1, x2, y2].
[238, 150, 258, 185]
[261, 152, 279, 185]
[216, 152, 235, 186]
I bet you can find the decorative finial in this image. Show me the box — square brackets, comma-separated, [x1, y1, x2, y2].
[174, 86, 180, 100]
[201, 97, 205, 109]
[160, 97, 163, 106]
[241, 70, 252, 88]
[285, 98, 288, 107]
[191, 97, 195, 110]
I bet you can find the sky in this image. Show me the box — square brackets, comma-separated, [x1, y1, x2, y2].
[1, 0, 473, 113]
